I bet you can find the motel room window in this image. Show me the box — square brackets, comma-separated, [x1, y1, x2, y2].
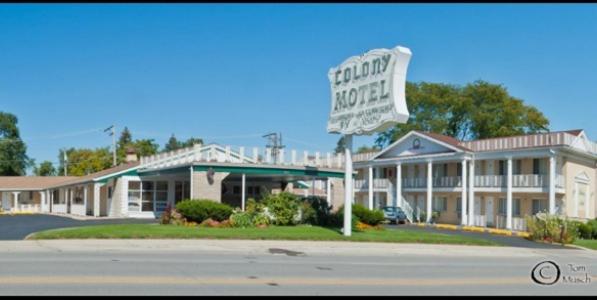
[498, 198, 521, 216]
[233, 186, 241, 195]
[128, 181, 141, 212]
[175, 181, 191, 203]
[141, 182, 154, 212]
[532, 199, 548, 215]
[456, 197, 462, 214]
[52, 190, 60, 204]
[432, 197, 447, 212]
[498, 160, 522, 175]
[155, 181, 168, 212]
[73, 187, 84, 205]
[457, 164, 462, 177]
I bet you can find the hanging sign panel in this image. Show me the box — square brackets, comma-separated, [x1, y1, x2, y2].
[327, 46, 412, 135]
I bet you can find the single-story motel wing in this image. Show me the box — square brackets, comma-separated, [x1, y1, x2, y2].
[1, 129, 596, 233]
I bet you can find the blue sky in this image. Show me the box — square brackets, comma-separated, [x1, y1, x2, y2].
[1, 4, 596, 170]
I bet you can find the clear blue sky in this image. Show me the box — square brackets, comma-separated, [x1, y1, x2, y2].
[1, 4, 596, 170]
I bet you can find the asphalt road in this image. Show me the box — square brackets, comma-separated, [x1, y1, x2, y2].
[0, 214, 157, 240]
[0, 240, 594, 295]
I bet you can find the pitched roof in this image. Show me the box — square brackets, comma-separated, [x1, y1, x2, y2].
[0, 176, 77, 191]
[414, 131, 472, 151]
[47, 161, 140, 188]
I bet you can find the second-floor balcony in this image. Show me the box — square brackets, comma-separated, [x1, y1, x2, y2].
[354, 174, 565, 191]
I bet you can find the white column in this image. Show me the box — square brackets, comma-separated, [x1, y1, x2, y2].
[83, 185, 88, 216]
[461, 159, 468, 225]
[189, 166, 194, 199]
[39, 191, 46, 213]
[468, 160, 475, 226]
[241, 173, 246, 211]
[343, 134, 353, 237]
[93, 183, 101, 217]
[426, 161, 432, 223]
[368, 165, 374, 210]
[326, 179, 332, 203]
[12, 192, 19, 211]
[506, 157, 513, 230]
[395, 163, 402, 207]
[549, 154, 556, 214]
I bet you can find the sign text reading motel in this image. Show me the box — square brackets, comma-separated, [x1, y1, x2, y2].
[327, 46, 412, 135]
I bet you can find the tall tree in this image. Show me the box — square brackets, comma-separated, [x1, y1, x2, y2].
[374, 80, 549, 147]
[181, 137, 204, 148]
[0, 112, 31, 175]
[118, 127, 132, 149]
[132, 139, 159, 157]
[164, 134, 182, 152]
[34, 161, 57, 176]
[59, 147, 112, 176]
[334, 136, 346, 154]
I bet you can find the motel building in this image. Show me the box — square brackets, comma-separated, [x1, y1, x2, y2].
[352, 129, 597, 231]
[0, 144, 347, 218]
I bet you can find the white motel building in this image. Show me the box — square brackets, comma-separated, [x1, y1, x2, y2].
[1, 129, 596, 232]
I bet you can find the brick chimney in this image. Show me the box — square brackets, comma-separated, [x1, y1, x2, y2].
[125, 146, 138, 163]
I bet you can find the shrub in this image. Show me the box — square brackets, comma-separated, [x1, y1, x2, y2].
[252, 213, 270, 226]
[300, 196, 333, 226]
[176, 199, 233, 223]
[246, 198, 265, 214]
[525, 213, 579, 245]
[159, 204, 186, 226]
[262, 192, 300, 226]
[587, 219, 597, 239]
[230, 211, 254, 228]
[577, 222, 593, 240]
[352, 204, 385, 226]
[333, 205, 361, 231]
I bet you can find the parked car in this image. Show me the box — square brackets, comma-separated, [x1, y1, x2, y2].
[382, 206, 407, 224]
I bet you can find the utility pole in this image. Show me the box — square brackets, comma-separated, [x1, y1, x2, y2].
[263, 132, 285, 164]
[104, 125, 116, 166]
[63, 149, 68, 176]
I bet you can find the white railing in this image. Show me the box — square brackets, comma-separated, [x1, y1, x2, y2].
[496, 215, 527, 231]
[402, 177, 427, 188]
[399, 196, 414, 223]
[353, 178, 391, 191]
[432, 176, 462, 188]
[11, 204, 40, 213]
[351, 151, 378, 162]
[51, 204, 67, 213]
[474, 175, 504, 187]
[140, 144, 346, 171]
[512, 174, 547, 187]
[70, 204, 86, 216]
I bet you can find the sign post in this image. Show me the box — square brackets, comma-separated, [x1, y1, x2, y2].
[327, 45, 412, 237]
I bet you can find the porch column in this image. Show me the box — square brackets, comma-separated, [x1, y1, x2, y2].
[93, 183, 101, 217]
[39, 191, 46, 213]
[468, 160, 475, 226]
[506, 157, 513, 230]
[241, 173, 246, 211]
[189, 166, 194, 199]
[461, 159, 467, 225]
[83, 185, 88, 216]
[12, 192, 19, 211]
[426, 161, 432, 223]
[549, 154, 556, 214]
[326, 179, 332, 204]
[368, 165, 373, 210]
[395, 163, 402, 207]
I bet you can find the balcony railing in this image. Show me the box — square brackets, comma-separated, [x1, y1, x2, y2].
[353, 178, 391, 191]
[474, 174, 554, 188]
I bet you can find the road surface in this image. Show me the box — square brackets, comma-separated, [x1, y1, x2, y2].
[0, 239, 595, 295]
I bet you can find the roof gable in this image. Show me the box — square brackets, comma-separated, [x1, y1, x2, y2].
[373, 131, 465, 160]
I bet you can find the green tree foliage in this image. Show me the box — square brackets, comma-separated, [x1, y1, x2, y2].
[356, 145, 380, 154]
[59, 147, 113, 176]
[163, 135, 204, 153]
[334, 136, 347, 154]
[34, 161, 56, 176]
[0, 112, 31, 175]
[132, 139, 159, 158]
[375, 80, 550, 147]
[118, 126, 132, 150]
[181, 137, 203, 148]
[115, 128, 159, 164]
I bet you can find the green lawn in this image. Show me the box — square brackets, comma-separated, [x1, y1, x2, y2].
[27, 224, 500, 246]
[573, 239, 597, 250]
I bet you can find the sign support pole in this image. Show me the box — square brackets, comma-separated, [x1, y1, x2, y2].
[343, 134, 353, 237]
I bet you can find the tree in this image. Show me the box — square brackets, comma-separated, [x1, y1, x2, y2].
[181, 137, 204, 148]
[34, 161, 57, 176]
[374, 80, 550, 147]
[0, 112, 31, 175]
[356, 145, 380, 154]
[164, 134, 182, 152]
[132, 139, 159, 157]
[59, 147, 112, 176]
[118, 127, 132, 149]
[334, 136, 346, 154]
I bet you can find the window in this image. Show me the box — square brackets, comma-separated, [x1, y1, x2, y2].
[533, 159, 540, 175]
[155, 181, 168, 212]
[513, 199, 521, 216]
[128, 181, 141, 212]
[456, 197, 462, 214]
[233, 186, 241, 195]
[73, 187, 84, 205]
[141, 181, 154, 212]
[498, 198, 521, 216]
[498, 198, 506, 215]
[498, 161, 505, 176]
[457, 163, 462, 176]
[175, 181, 190, 203]
[52, 190, 60, 204]
[532, 199, 547, 215]
[514, 160, 522, 175]
[433, 197, 447, 212]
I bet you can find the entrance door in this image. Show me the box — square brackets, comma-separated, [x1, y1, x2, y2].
[474, 196, 481, 226]
[485, 196, 494, 227]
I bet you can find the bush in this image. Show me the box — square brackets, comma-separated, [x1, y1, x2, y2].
[300, 196, 334, 226]
[230, 211, 254, 228]
[333, 205, 363, 231]
[352, 204, 385, 226]
[262, 192, 300, 226]
[252, 213, 270, 226]
[577, 222, 593, 240]
[587, 219, 597, 239]
[159, 204, 185, 225]
[525, 213, 579, 245]
[176, 199, 233, 223]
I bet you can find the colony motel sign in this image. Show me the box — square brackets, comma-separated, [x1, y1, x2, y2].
[327, 46, 412, 135]
[327, 45, 411, 236]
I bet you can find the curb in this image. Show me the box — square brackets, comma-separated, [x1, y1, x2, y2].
[412, 222, 530, 238]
